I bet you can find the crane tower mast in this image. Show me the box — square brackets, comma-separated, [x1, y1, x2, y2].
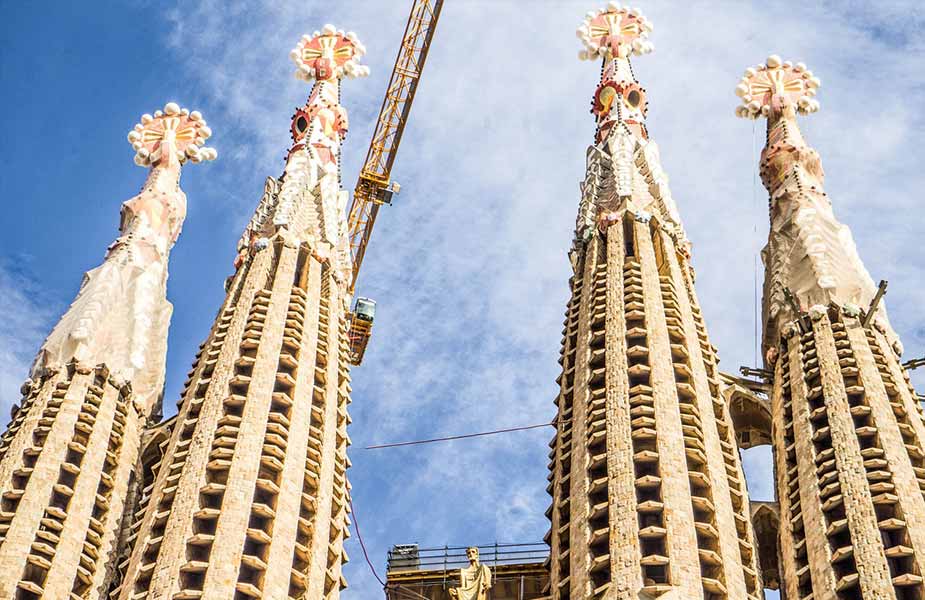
[345, 0, 443, 365]
[347, 0, 443, 294]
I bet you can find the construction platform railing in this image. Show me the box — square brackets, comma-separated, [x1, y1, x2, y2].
[387, 542, 548, 573]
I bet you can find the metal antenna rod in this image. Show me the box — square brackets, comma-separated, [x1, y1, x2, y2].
[740, 366, 773, 380]
[783, 287, 802, 316]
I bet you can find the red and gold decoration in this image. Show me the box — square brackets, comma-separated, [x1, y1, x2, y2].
[290, 24, 369, 82]
[127, 102, 216, 167]
[593, 79, 647, 119]
[286, 25, 367, 169]
[577, 2, 654, 61]
[735, 55, 821, 119]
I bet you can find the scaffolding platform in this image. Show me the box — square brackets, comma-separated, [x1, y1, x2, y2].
[385, 543, 548, 600]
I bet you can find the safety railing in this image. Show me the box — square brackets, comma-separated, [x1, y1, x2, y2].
[387, 542, 547, 573]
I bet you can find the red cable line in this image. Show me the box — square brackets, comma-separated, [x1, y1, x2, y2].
[350, 498, 386, 588]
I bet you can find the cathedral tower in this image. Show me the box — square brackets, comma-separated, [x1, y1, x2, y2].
[0, 103, 215, 599]
[113, 26, 367, 600]
[544, 5, 763, 599]
[738, 56, 925, 599]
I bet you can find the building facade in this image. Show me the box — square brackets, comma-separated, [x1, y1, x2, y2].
[2, 6, 925, 600]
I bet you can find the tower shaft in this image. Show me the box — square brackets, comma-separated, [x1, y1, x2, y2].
[738, 57, 925, 599]
[772, 308, 925, 599]
[547, 6, 763, 598]
[113, 235, 352, 600]
[0, 362, 141, 600]
[115, 30, 367, 599]
[549, 210, 762, 600]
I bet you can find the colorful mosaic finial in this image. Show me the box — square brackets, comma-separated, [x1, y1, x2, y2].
[735, 55, 821, 119]
[577, 2, 654, 61]
[127, 102, 217, 167]
[290, 24, 370, 82]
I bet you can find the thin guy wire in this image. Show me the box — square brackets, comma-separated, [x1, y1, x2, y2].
[364, 421, 556, 450]
[752, 119, 760, 369]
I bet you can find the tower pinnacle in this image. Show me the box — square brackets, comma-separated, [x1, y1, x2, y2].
[283, 26, 368, 173]
[735, 55, 821, 120]
[572, 4, 685, 251]
[543, 6, 764, 599]
[116, 31, 366, 600]
[30, 102, 216, 410]
[736, 58, 898, 358]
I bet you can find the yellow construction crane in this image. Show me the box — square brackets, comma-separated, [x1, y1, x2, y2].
[346, 0, 443, 366]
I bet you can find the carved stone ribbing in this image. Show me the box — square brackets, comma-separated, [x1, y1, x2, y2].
[545, 6, 763, 599]
[741, 56, 925, 599]
[114, 27, 365, 600]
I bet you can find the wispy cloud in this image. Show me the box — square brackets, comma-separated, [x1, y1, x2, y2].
[0, 259, 56, 415]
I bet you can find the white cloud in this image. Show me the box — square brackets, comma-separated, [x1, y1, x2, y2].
[0, 2, 909, 599]
[0, 261, 56, 416]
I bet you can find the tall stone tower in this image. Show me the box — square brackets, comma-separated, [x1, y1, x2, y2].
[0, 103, 215, 600]
[544, 5, 763, 599]
[738, 56, 925, 599]
[113, 26, 368, 600]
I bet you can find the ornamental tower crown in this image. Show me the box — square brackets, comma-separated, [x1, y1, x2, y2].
[572, 4, 686, 252]
[127, 101, 217, 168]
[577, 2, 654, 144]
[286, 25, 369, 158]
[734, 54, 821, 120]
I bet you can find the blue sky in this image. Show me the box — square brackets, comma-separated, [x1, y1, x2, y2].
[2, 2, 924, 598]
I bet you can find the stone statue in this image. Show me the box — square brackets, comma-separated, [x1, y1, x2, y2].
[448, 547, 492, 600]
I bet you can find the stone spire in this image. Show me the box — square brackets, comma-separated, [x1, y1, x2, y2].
[574, 2, 684, 248]
[30, 103, 216, 413]
[734, 56, 900, 363]
[113, 26, 367, 600]
[544, 4, 763, 599]
[740, 57, 925, 599]
[0, 103, 214, 599]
